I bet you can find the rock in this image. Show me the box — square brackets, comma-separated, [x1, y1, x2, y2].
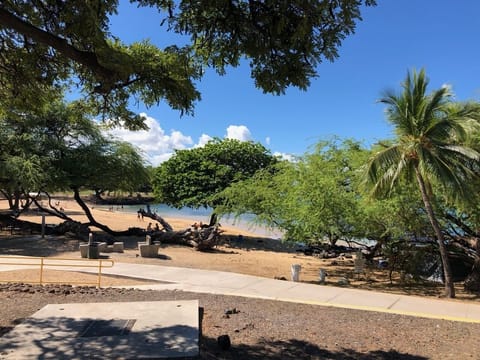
[217, 335, 231, 350]
[224, 308, 239, 315]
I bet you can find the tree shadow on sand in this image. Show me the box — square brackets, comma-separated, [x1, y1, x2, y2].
[221, 234, 296, 254]
[200, 337, 429, 360]
[0, 319, 430, 360]
[0, 235, 80, 257]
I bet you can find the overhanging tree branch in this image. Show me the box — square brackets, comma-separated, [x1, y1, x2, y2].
[0, 8, 114, 81]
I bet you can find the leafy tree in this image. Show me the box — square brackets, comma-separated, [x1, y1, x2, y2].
[88, 141, 150, 201]
[214, 160, 292, 231]
[0, 0, 376, 128]
[363, 69, 480, 298]
[153, 138, 276, 209]
[217, 139, 369, 245]
[0, 97, 149, 233]
[56, 135, 149, 233]
[0, 96, 90, 210]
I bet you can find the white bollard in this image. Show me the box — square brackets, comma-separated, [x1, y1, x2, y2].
[291, 264, 301, 282]
[319, 268, 326, 284]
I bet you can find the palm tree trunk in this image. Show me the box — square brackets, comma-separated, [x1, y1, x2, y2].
[415, 167, 455, 298]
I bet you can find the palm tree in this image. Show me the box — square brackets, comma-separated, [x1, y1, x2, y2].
[364, 69, 480, 298]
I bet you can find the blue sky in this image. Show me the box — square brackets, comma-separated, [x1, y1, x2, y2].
[107, 1, 480, 165]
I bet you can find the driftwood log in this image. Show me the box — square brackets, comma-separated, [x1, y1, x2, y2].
[139, 209, 224, 251]
[0, 206, 224, 252]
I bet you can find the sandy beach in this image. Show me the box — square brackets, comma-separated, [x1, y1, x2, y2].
[0, 197, 477, 300]
[2, 197, 480, 359]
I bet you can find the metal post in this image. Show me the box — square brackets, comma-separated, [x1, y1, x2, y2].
[41, 214, 45, 238]
[39, 258, 44, 285]
[97, 260, 103, 288]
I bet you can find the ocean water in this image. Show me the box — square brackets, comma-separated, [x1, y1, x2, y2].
[97, 204, 376, 245]
[97, 203, 283, 239]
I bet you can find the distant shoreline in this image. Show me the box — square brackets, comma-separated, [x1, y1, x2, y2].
[93, 203, 284, 239]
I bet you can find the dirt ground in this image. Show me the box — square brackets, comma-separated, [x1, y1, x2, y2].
[0, 197, 478, 300]
[1, 199, 480, 359]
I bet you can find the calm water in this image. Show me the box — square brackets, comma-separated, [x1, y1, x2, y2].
[97, 203, 375, 245]
[97, 203, 283, 238]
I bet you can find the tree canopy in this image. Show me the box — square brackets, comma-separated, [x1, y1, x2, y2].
[216, 139, 367, 242]
[0, 97, 149, 217]
[0, 0, 375, 128]
[153, 138, 276, 209]
[363, 69, 480, 298]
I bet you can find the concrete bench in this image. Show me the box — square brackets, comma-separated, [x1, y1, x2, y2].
[79, 242, 107, 258]
[101, 242, 124, 253]
[138, 242, 160, 258]
[112, 242, 124, 253]
[97, 242, 107, 252]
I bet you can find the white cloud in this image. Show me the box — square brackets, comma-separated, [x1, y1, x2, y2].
[196, 133, 213, 148]
[273, 151, 297, 162]
[106, 116, 264, 166]
[441, 83, 452, 91]
[265, 136, 271, 146]
[441, 83, 454, 98]
[225, 125, 252, 141]
[106, 113, 193, 166]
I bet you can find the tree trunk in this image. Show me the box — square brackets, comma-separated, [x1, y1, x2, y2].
[415, 167, 455, 298]
[139, 209, 173, 232]
[149, 225, 224, 251]
[30, 196, 73, 222]
[464, 238, 480, 293]
[72, 187, 130, 236]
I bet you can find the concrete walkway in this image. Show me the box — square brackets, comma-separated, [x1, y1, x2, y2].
[98, 262, 480, 323]
[1, 257, 480, 323]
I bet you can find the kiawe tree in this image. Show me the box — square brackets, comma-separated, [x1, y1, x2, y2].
[153, 138, 276, 210]
[0, 98, 150, 235]
[363, 69, 480, 298]
[216, 139, 369, 245]
[0, 0, 376, 128]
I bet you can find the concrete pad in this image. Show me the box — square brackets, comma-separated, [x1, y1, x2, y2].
[0, 300, 199, 359]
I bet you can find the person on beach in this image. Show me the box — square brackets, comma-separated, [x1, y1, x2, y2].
[146, 222, 153, 233]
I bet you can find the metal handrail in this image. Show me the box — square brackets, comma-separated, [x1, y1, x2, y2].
[0, 256, 115, 288]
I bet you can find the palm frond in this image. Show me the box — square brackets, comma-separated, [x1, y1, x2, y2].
[363, 145, 404, 197]
[368, 68, 480, 204]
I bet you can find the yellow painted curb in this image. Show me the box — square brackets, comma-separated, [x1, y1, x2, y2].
[222, 292, 480, 324]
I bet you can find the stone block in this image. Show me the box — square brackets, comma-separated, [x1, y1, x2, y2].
[139, 243, 160, 258]
[113, 242, 124, 253]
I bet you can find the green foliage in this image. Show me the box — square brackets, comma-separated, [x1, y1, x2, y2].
[217, 138, 372, 244]
[153, 138, 276, 208]
[0, 1, 375, 128]
[0, 96, 149, 206]
[363, 69, 480, 202]
[362, 69, 480, 298]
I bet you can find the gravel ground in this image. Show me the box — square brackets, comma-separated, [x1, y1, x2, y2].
[1, 284, 479, 359]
